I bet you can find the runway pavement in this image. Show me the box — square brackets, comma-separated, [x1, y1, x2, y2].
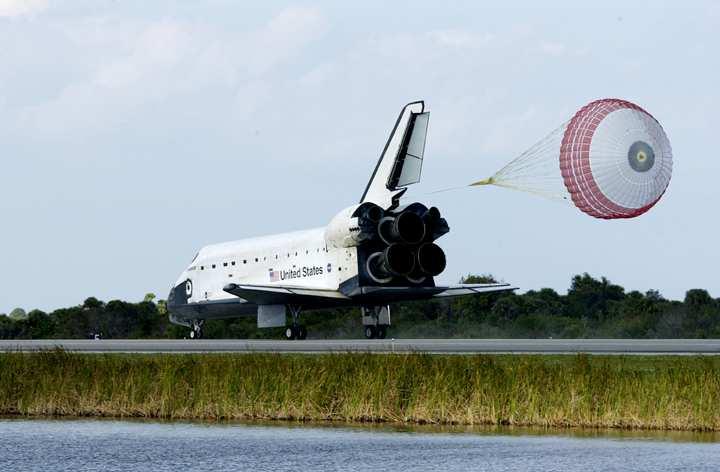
[1, 339, 720, 354]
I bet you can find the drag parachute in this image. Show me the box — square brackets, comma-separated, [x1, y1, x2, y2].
[471, 98, 673, 219]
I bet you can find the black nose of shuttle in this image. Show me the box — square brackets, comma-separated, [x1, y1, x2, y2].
[167, 281, 189, 310]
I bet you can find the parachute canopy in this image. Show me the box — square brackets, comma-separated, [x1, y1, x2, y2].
[472, 98, 673, 219]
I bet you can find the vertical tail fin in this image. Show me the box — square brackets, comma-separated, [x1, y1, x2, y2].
[361, 101, 429, 209]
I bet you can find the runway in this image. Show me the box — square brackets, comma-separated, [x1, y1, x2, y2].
[1, 339, 720, 354]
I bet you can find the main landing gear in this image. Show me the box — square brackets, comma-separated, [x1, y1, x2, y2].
[364, 324, 387, 340]
[189, 319, 204, 339]
[284, 305, 307, 341]
[285, 325, 307, 340]
[362, 305, 390, 339]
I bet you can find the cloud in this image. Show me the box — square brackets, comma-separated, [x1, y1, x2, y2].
[539, 41, 567, 56]
[427, 29, 495, 49]
[538, 40, 589, 58]
[325, 27, 570, 159]
[243, 6, 326, 75]
[266, 5, 324, 39]
[95, 22, 187, 89]
[13, 6, 327, 139]
[0, 0, 47, 18]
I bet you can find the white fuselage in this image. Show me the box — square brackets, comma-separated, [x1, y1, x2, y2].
[167, 101, 459, 336]
[176, 227, 358, 305]
[165, 101, 517, 339]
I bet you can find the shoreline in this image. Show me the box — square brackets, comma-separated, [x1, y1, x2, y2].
[1, 351, 718, 432]
[2, 415, 720, 442]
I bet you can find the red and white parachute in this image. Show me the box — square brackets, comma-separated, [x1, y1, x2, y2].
[471, 98, 673, 219]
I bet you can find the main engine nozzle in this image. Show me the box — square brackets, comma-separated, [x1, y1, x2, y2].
[416, 242, 446, 276]
[378, 211, 425, 245]
[366, 244, 416, 284]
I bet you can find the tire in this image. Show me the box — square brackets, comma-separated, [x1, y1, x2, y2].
[364, 325, 376, 339]
[285, 327, 295, 340]
[189, 330, 196, 339]
[376, 325, 387, 339]
[296, 325, 307, 340]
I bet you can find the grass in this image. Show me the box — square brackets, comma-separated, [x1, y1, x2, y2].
[0, 351, 718, 431]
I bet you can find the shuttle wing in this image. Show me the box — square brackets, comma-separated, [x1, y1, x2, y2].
[431, 283, 517, 298]
[348, 283, 516, 302]
[224, 282, 515, 308]
[223, 283, 350, 306]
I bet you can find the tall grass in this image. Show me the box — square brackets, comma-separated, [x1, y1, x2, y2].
[1, 351, 718, 431]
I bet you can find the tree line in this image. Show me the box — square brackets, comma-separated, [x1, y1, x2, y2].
[1, 274, 719, 339]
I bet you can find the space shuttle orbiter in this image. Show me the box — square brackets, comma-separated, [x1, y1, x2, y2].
[167, 101, 515, 340]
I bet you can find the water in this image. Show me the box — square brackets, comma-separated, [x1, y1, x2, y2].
[0, 419, 718, 471]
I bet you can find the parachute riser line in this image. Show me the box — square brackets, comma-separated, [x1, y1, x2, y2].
[469, 177, 494, 186]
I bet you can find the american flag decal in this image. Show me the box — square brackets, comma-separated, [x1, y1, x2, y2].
[269, 268, 280, 282]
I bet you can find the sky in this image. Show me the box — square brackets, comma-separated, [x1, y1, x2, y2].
[1, 0, 718, 312]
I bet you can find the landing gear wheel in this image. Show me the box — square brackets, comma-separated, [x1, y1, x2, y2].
[376, 325, 387, 339]
[284, 305, 306, 341]
[285, 325, 307, 340]
[361, 306, 391, 340]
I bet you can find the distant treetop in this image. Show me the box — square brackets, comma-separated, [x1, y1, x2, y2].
[9, 308, 27, 320]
